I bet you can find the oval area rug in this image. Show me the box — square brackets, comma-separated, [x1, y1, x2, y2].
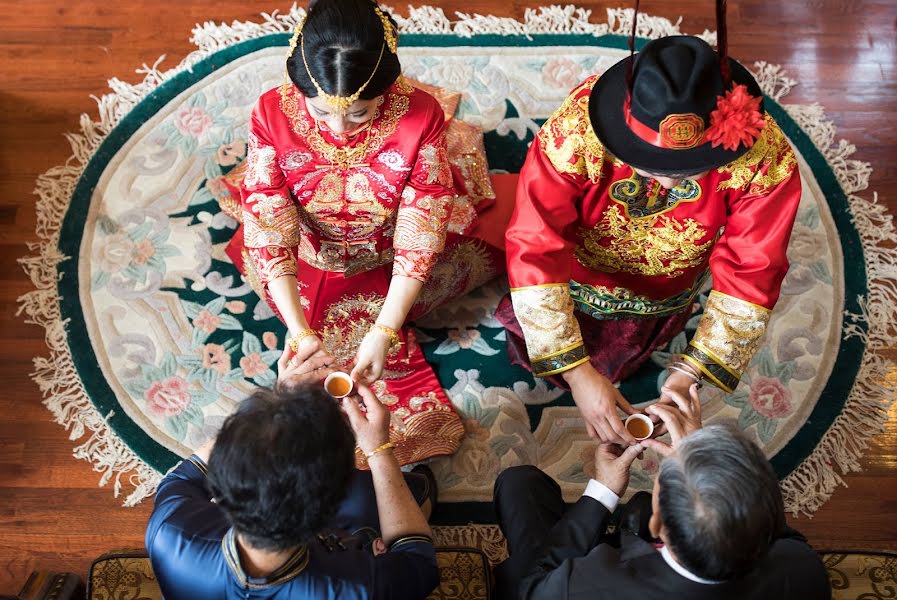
[20, 5, 897, 533]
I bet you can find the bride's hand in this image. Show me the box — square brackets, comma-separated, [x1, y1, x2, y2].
[350, 329, 392, 384]
[278, 333, 328, 377]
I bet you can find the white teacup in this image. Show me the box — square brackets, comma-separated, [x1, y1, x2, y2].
[323, 372, 354, 398]
[624, 413, 655, 440]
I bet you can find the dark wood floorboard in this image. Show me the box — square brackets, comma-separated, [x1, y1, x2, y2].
[1, 0, 895, 593]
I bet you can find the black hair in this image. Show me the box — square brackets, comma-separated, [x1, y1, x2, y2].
[206, 383, 356, 552]
[658, 422, 786, 581]
[287, 0, 401, 101]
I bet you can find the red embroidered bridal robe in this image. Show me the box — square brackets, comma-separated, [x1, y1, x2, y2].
[222, 78, 511, 466]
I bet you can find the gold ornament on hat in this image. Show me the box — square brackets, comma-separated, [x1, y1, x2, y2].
[286, 7, 399, 116]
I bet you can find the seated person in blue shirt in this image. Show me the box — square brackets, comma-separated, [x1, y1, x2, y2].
[145, 344, 440, 599]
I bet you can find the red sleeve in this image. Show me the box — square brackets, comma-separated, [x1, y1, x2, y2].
[392, 97, 454, 282]
[682, 118, 801, 392]
[241, 96, 299, 287]
[503, 79, 608, 377]
[506, 145, 583, 289]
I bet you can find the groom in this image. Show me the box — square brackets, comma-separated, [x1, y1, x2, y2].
[497, 32, 802, 444]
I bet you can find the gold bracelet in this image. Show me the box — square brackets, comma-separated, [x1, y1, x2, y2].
[370, 324, 402, 349]
[364, 441, 396, 459]
[288, 329, 318, 352]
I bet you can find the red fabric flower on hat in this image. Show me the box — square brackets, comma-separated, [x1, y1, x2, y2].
[706, 84, 765, 151]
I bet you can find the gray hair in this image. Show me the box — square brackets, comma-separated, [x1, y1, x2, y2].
[657, 422, 785, 580]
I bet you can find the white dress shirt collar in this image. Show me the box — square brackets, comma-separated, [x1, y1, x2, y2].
[659, 545, 724, 585]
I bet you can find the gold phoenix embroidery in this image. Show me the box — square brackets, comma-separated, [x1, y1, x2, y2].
[418, 142, 453, 187]
[243, 193, 299, 248]
[575, 205, 713, 278]
[244, 133, 277, 189]
[537, 76, 608, 184]
[414, 241, 496, 311]
[319, 293, 386, 365]
[716, 115, 796, 194]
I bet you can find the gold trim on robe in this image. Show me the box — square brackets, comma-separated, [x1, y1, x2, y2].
[536, 76, 610, 184]
[509, 284, 587, 377]
[680, 290, 772, 392]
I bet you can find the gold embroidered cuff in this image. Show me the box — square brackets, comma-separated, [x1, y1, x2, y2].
[683, 291, 772, 392]
[679, 349, 737, 393]
[243, 192, 299, 249]
[532, 343, 590, 377]
[510, 284, 585, 374]
[248, 247, 298, 285]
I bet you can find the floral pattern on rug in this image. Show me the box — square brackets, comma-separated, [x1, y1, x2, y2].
[74, 44, 842, 505]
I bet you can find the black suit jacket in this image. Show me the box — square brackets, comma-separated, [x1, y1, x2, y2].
[519, 496, 832, 600]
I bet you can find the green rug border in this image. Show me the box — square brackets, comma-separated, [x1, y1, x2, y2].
[56, 32, 868, 514]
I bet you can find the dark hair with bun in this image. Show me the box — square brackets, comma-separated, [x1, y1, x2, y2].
[287, 0, 401, 100]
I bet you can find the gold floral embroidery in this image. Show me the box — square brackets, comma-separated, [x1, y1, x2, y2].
[537, 76, 607, 184]
[394, 196, 451, 254]
[395, 76, 415, 95]
[248, 192, 288, 224]
[393, 250, 439, 281]
[575, 205, 713, 278]
[413, 241, 496, 314]
[244, 133, 277, 189]
[447, 195, 477, 234]
[447, 120, 495, 205]
[716, 115, 796, 194]
[243, 193, 299, 248]
[247, 246, 298, 283]
[509, 284, 585, 373]
[419, 141, 453, 187]
[295, 237, 394, 276]
[684, 291, 771, 390]
[279, 84, 411, 169]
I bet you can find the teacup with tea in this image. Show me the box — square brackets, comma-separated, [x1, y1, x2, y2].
[324, 372, 354, 398]
[624, 413, 654, 440]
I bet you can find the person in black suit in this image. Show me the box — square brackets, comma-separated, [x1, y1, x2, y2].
[493, 383, 831, 599]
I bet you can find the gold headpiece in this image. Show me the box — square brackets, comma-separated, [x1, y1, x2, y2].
[286, 7, 399, 115]
[373, 6, 399, 54]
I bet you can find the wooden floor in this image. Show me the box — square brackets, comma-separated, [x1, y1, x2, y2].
[1, 0, 895, 593]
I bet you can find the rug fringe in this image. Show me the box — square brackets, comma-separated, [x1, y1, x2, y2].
[18, 6, 894, 511]
[753, 66, 897, 516]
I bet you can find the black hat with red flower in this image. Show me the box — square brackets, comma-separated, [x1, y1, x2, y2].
[589, 2, 766, 175]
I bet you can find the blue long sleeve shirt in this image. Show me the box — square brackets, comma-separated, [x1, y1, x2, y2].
[145, 456, 439, 599]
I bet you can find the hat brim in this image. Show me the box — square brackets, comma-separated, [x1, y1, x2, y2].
[589, 56, 765, 175]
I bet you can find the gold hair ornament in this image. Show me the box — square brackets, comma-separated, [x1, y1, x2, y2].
[286, 6, 399, 115]
[286, 14, 307, 59]
[302, 39, 385, 115]
[373, 6, 399, 54]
